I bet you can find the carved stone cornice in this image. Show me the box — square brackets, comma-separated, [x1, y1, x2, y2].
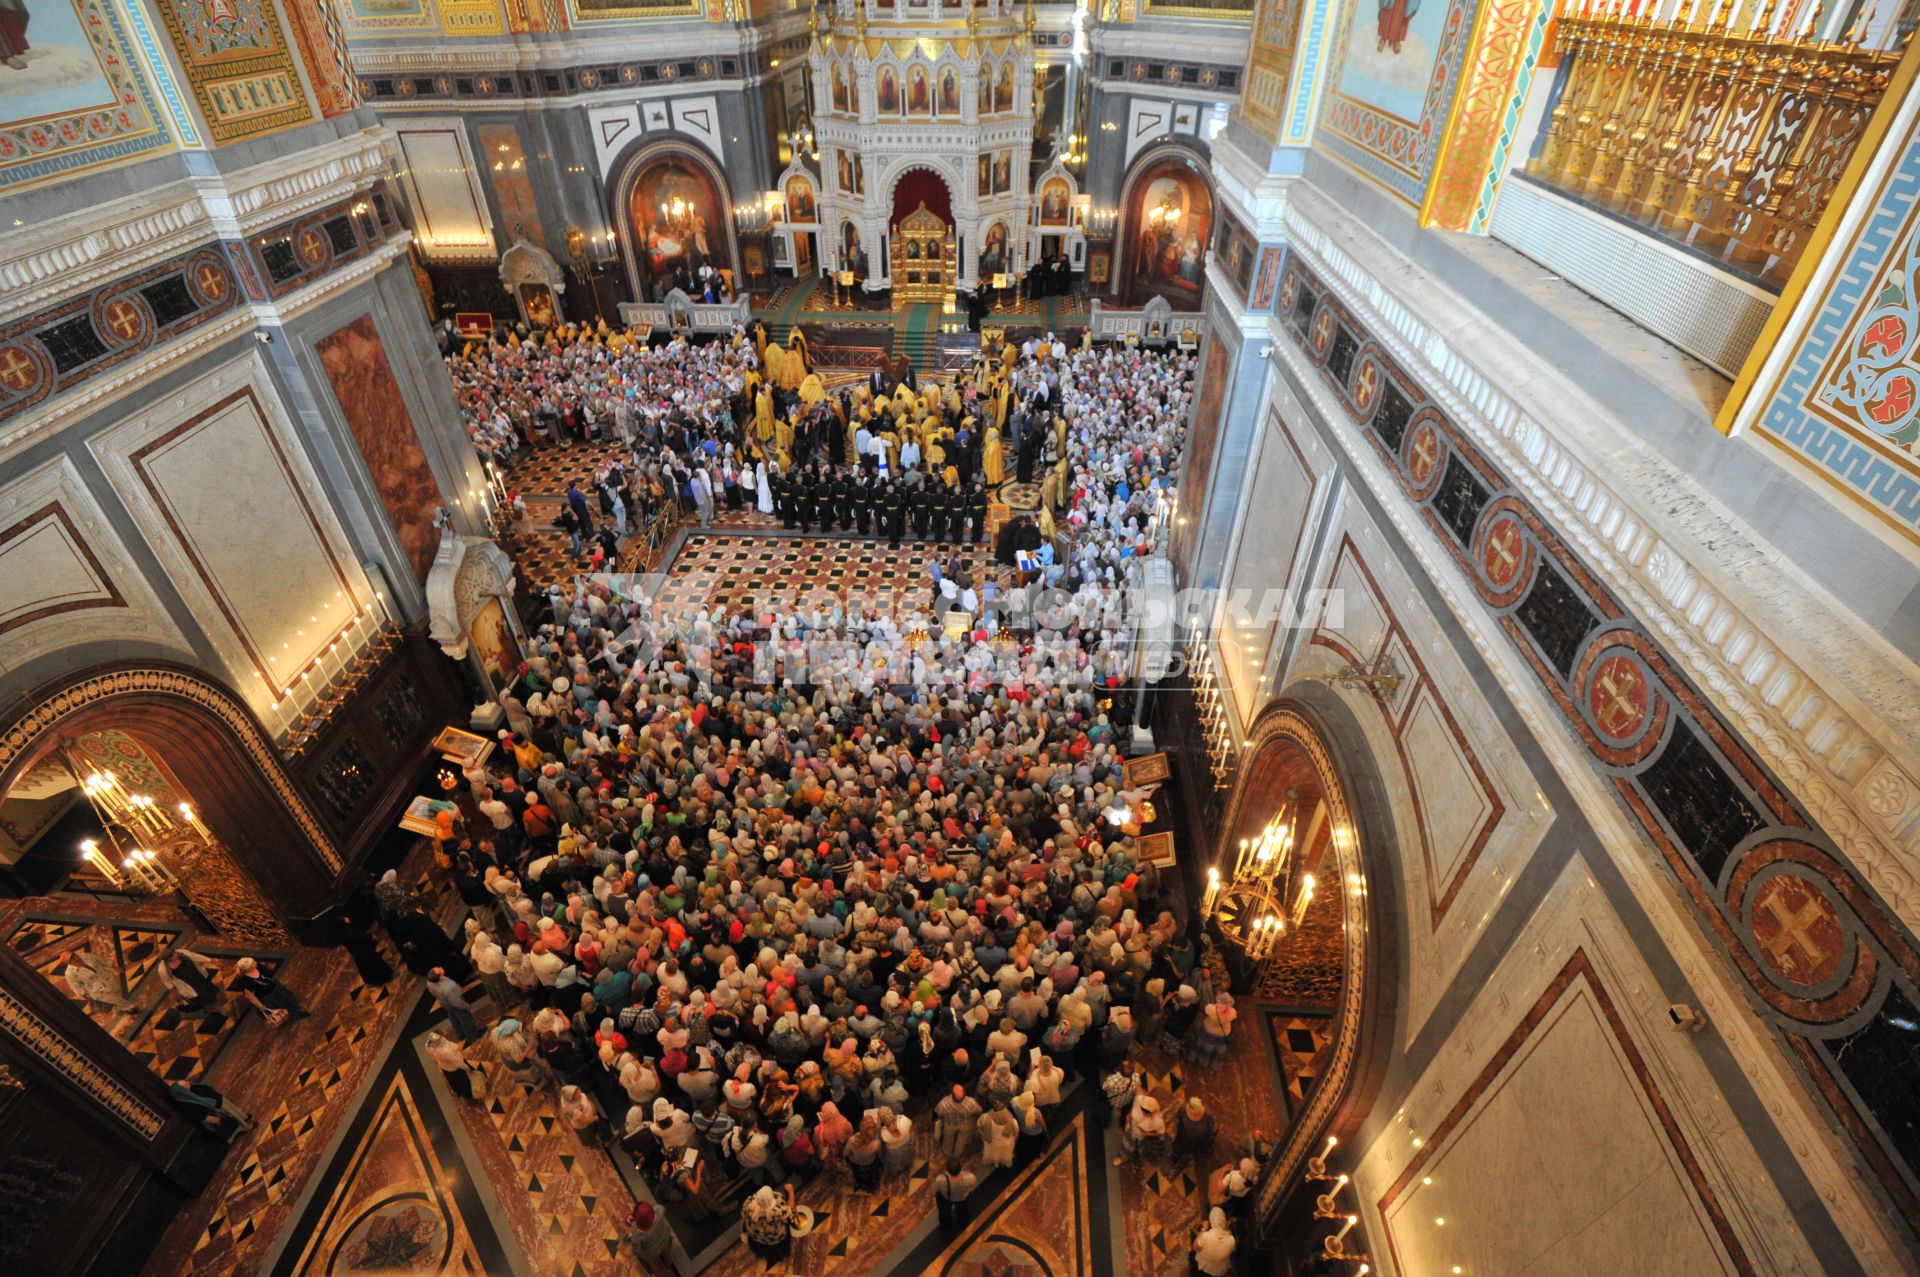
[1279, 181, 1920, 933]
[1, 130, 396, 320]
[1209, 127, 1291, 240]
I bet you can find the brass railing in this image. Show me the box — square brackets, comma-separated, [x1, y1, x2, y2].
[1526, 3, 1907, 286]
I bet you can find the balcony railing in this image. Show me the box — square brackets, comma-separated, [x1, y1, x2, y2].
[1525, 3, 1907, 287]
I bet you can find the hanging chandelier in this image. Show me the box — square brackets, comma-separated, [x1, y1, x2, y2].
[60, 739, 214, 895]
[1203, 788, 1306, 963]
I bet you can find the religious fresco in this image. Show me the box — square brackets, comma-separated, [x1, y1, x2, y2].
[1241, 0, 1308, 138]
[938, 64, 958, 114]
[839, 220, 864, 274]
[1417, 0, 1549, 232]
[1215, 210, 1257, 299]
[979, 220, 1007, 277]
[0, 0, 175, 191]
[831, 61, 847, 111]
[476, 123, 543, 243]
[1317, 0, 1473, 205]
[995, 61, 1014, 112]
[784, 173, 816, 223]
[153, 0, 315, 143]
[283, 0, 358, 117]
[313, 315, 444, 583]
[906, 62, 930, 114]
[977, 151, 990, 198]
[1039, 176, 1070, 225]
[335, 0, 436, 35]
[992, 149, 1011, 194]
[877, 63, 898, 113]
[566, 0, 700, 20]
[625, 155, 727, 296]
[1732, 82, 1920, 552]
[1124, 158, 1211, 301]
[468, 597, 519, 691]
[437, 0, 503, 34]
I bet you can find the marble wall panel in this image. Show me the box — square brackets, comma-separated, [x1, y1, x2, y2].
[314, 315, 445, 584]
[1290, 488, 1549, 1042]
[1351, 859, 1823, 1276]
[1216, 401, 1325, 729]
[0, 456, 186, 677]
[89, 352, 370, 706]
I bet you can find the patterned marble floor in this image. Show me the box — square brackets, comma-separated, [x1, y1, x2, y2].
[3, 907, 287, 1087]
[656, 531, 1002, 618]
[134, 845, 455, 1277]
[1114, 1023, 1290, 1277]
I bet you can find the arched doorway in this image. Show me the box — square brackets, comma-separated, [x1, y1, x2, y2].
[1208, 697, 1400, 1245]
[0, 664, 344, 931]
[610, 141, 736, 302]
[1115, 144, 1214, 307]
[890, 165, 953, 227]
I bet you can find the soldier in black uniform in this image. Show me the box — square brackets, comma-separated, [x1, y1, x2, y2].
[795, 469, 815, 533]
[883, 481, 904, 548]
[772, 469, 792, 529]
[827, 472, 849, 534]
[853, 473, 872, 536]
[909, 483, 929, 541]
[938, 485, 960, 544]
[967, 483, 988, 544]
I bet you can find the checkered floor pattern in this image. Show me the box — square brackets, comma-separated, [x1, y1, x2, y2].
[656, 533, 1004, 615]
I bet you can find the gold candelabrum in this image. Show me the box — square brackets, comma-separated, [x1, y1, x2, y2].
[62, 741, 214, 894]
[1526, 0, 1906, 285]
[1202, 791, 1303, 963]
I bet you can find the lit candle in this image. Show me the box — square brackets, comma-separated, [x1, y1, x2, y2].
[1334, 1214, 1358, 1244]
[80, 839, 123, 886]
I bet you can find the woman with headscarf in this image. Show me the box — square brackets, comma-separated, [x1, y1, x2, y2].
[1190, 990, 1236, 1069]
[1191, 1207, 1237, 1276]
[777, 1111, 816, 1176]
[1011, 1088, 1047, 1161]
[845, 1110, 884, 1189]
[493, 1018, 549, 1091]
[560, 1084, 609, 1146]
[814, 1100, 854, 1170]
[741, 1182, 798, 1260]
[1121, 1092, 1165, 1161]
[425, 1030, 479, 1100]
[879, 1107, 915, 1178]
[626, 1200, 672, 1267]
[977, 1096, 1018, 1169]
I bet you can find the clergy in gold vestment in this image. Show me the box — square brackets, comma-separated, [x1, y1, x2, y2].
[777, 348, 807, 392]
[764, 342, 786, 387]
[753, 387, 775, 441]
[799, 371, 826, 406]
[983, 424, 1004, 485]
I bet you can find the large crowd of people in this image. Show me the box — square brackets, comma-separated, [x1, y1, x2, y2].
[421, 320, 1266, 1271]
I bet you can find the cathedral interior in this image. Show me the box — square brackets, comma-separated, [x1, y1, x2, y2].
[2, 0, 1920, 1272]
